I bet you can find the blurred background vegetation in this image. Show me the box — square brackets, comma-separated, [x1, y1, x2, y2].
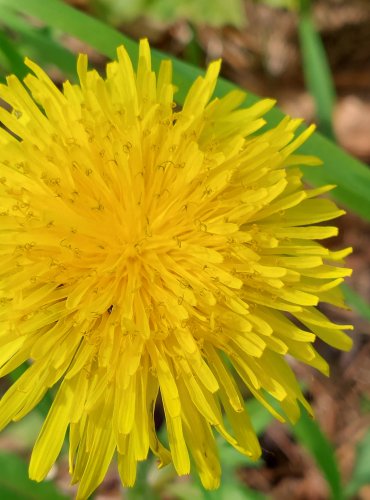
[0, 0, 369, 498]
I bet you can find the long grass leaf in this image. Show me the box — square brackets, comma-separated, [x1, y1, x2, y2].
[298, 0, 336, 138]
[292, 408, 343, 500]
[0, 29, 28, 78]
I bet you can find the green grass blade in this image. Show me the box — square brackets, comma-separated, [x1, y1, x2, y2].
[0, 4, 78, 78]
[0, 451, 68, 499]
[246, 397, 274, 436]
[0, 29, 28, 78]
[342, 284, 370, 322]
[0, 0, 132, 59]
[345, 429, 370, 498]
[299, 132, 370, 220]
[17, 29, 77, 78]
[291, 408, 343, 500]
[2, 0, 370, 221]
[298, 0, 336, 139]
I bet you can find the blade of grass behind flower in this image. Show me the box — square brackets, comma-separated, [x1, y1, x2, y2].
[298, 0, 336, 139]
[0, 29, 28, 79]
[342, 284, 370, 323]
[0, 4, 77, 78]
[0, 451, 68, 499]
[291, 407, 343, 500]
[344, 429, 370, 498]
[2, 0, 370, 222]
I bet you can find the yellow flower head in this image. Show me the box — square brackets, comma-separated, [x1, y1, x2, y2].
[0, 40, 352, 497]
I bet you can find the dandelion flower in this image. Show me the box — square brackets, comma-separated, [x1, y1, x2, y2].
[0, 40, 352, 498]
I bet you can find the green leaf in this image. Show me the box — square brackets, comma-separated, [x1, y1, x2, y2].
[345, 430, 370, 497]
[126, 460, 160, 500]
[190, 458, 268, 500]
[0, 451, 68, 499]
[0, 0, 135, 60]
[246, 398, 274, 436]
[291, 408, 343, 500]
[0, 29, 28, 78]
[218, 437, 262, 470]
[298, 132, 370, 221]
[298, 0, 336, 138]
[2, 0, 370, 221]
[213, 400, 272, 499]
[2, 412, 44, 447]
[0, 4, 77, 78]
[342, 284, 370, 322]
[17, 30, 76, 79]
